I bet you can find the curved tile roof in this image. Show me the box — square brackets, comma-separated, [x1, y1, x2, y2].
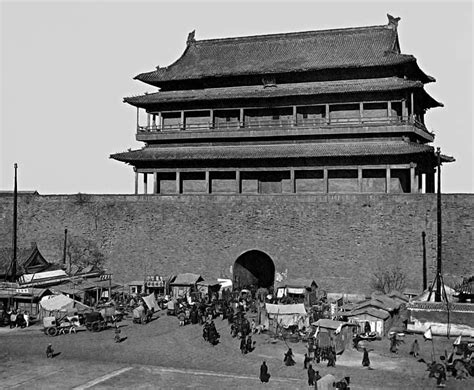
[135, 23, 432, 85]
[125, 77, 441, 108]
[110, 141, 435, 164]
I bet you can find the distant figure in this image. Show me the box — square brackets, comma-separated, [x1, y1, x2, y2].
[327, 348, 336, 367]
[114, 324, 121, 343]
[284, 348, 296, 366]
[46, 343, 54, 358]
[307, 364, 316, 386]
[364, 321, 371, 334]
[304, 353, 312, 369]
[315, 370, 322, 388]
[240, 336, 247, 354]
[24, 311, 30, 327]
[362, 347, 371, 367]
[259, 361, 270, 383]
[390, 334, 399, 354]
[246, 335, 253, 353]
[410, 339, 420, 358]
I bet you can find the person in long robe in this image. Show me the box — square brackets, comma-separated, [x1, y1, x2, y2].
[327, 348, 336, 367]
[303, 353, 312, 369]
[390, 334, 398, 353]
[259, 361, 270, 383]
[410, 339, 420, 358]
[284, 348, 295, 366]
[246, 335, 253, 353]
[307, 364, 316, 386]
[240, 336, 247, 354]
[362, 347, 370, 367]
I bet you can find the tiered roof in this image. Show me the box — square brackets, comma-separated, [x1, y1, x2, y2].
[111, 140, 437, 165]
[135, 19, 434, 87]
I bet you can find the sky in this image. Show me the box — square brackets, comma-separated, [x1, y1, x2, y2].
[1, 0, 472, 194]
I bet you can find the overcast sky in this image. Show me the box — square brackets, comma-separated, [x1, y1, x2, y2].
[1, 0, 472, 194]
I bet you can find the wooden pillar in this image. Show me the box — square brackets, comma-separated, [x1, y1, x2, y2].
[176, 171, 181, 194]
[410, 92, 414, 122]
[290, 169, 296, 193]
[152, 114, 156, 129]
[418, 172, 423, 194]
[387, 101, 392, 118]
[358, 167, 363, 193]
[292, 106, 297, 126]
[158, 112, 162, 130]
[402, 99, 407, 120]
[386, 166, 391, 193]
[147, 113, 151, 129]
[323, 168, 328, 193]
[154, 172, 158, 194]
[136, 107, 140, 131]
[209, 109, 214, 129]
[236, 170, 240, 193]
[180, 111, 185, 130]
[410, 164, 416, 193]
[359, 103, 364, 123]
[325, 104, 330, 124]
[239, 108, 244, 127]
[143, 173, 148, 195]
[426, 172, 435, 193]
[134, 170, 139, 195]
[205, 171, 210, 194]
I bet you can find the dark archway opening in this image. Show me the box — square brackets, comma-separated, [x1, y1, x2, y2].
[233, 250, 275, 291]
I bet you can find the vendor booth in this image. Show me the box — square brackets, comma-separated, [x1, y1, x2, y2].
[264, 303, 308, 333]
[170, 273, 203, 298]
[312, 318, 357, 354]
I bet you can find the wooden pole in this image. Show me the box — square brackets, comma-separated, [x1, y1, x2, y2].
[63, 229, 68, 267]
[435, 148, 442, 302]
[11, 163, 18, 282]
[422, 231, 427, 291]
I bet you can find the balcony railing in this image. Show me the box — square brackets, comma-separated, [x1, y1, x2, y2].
[137, 115, 432, 135]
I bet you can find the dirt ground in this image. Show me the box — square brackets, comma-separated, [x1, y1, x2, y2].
[0, 311, 472, 389]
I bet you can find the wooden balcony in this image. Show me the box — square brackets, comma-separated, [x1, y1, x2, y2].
[136, 115, 434, 143]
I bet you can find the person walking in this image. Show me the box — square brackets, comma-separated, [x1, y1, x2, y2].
[259, 361, 270, 383]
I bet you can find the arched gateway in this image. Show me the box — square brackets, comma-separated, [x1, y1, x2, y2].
[233, 250, 275, 291]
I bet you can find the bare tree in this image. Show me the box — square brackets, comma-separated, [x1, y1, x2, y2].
[65, 236, 105, 271]
[370, 266, 407, 294]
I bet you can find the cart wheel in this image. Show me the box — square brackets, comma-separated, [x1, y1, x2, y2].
[92, 322, 100, 332]
[47, 327, 58, 337]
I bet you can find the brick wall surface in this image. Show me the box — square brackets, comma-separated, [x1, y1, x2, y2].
[0, 194, 472, 294]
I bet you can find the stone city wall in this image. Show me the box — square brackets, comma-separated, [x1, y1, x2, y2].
[0, 193, 472, 294]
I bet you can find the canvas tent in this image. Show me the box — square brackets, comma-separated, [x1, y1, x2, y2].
[275, 278, 318, 306]
[312, 318, 357, 354]
[39, 294, 90, 318]
[265, 303, 308, 332]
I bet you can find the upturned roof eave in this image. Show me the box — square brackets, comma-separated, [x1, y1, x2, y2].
[133, 56, 416, 87]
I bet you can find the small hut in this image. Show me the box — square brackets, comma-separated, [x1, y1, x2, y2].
[170, 273, 203, 298]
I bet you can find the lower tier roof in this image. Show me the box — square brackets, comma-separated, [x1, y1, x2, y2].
[111, 141, 452, 164]
[124, 77, 442, 109]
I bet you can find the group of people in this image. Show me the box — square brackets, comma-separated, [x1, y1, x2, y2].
[8, 309, 30, 328]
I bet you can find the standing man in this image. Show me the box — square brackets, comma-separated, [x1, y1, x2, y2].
[307, 364, 316, 387]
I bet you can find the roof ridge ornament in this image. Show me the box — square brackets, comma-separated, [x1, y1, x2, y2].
[187, 30, 196, 46]
[387, 14, 401, 30]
